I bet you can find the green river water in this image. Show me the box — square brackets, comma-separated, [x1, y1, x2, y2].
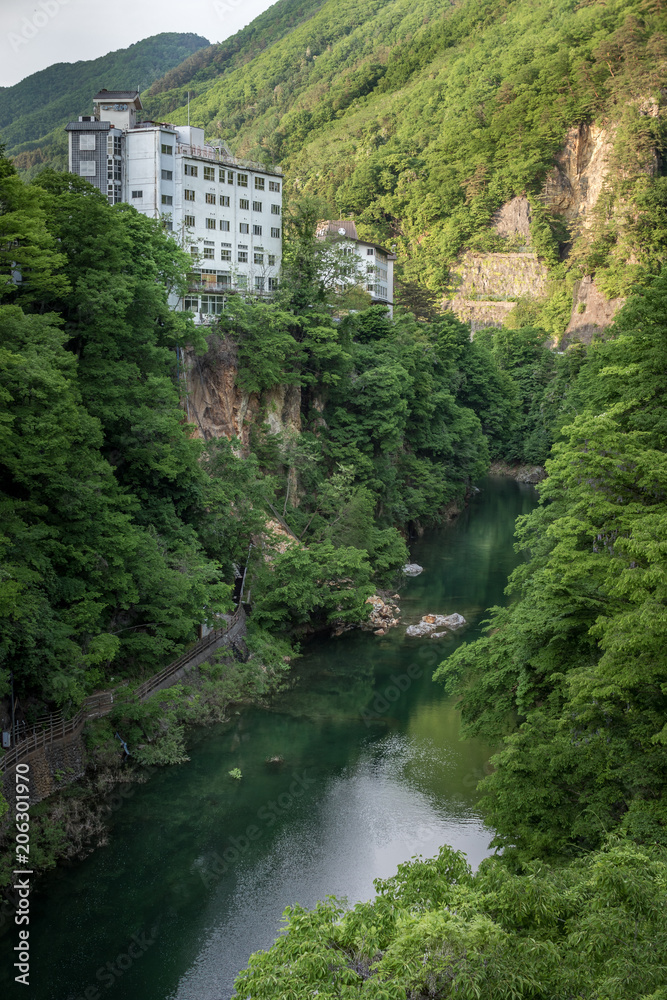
[0, 476, 538, 1000]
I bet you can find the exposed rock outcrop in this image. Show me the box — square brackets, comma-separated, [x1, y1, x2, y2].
[492, 196, 532, 240]
[562, 276, 625, 345]
[183, 335, 301, 450]
[542, 124, 614, 226]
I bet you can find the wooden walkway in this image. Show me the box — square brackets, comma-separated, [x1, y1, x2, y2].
[1, 607, 246, 774]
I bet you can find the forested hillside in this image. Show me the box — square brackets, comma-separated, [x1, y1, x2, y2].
[139, 0, 667, 327]
[1, 32, 209, 177]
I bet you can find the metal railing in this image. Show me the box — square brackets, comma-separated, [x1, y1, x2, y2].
[134, 609, 243, 702]
[1, 612, 244, 774]
[175, 143, 282, 174]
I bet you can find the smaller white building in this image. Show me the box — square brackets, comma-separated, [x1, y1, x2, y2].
[316, 220, 396, 317]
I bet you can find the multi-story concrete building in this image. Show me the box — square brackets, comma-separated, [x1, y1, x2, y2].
[316, 220, 395, 317]
[65, 90, 283, 321]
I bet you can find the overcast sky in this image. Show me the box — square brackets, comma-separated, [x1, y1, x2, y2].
[0, 0, 278, 88]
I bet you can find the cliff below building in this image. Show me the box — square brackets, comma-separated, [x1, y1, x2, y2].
[183, 336, 301, 448]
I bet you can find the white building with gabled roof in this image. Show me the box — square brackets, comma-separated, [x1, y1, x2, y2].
[65, 90, 283, 322]
[316, 220, 395, 317]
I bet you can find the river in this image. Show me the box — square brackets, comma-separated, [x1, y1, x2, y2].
[0, 476, 537, 1000]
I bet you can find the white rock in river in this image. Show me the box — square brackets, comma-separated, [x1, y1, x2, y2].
[403, 563, 423, 576]
[437, 613, 466, 630]
[405, 622, 435, 637]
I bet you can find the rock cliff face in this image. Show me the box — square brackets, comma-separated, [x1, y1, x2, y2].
[542, 124, 614, 226]
[183, 336, 301, 449]
[447, 122, 649, 338]
[563, 276, 626, 345]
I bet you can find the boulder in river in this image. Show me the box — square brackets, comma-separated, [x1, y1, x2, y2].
[403, 563, 423, 576]
[405, 612, 467, 637]
[405, 622, 435, 637]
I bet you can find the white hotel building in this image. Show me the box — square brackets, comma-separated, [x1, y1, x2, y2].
[65, 90, 283, 321]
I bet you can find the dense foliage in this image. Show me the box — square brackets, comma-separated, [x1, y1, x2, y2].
[234, 839, 667, 999]
[2, 33, 209, 175]
[0, 160, 239, 710]
[436, 273, 667, 859]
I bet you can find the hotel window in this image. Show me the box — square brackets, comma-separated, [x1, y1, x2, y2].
[206, 218, 216, 230]
[253, 225, 262, 236]
[254, 276, 265, 291]
[184, 164, 198, 176]
[238, 251, 248, 262]
[239, 198, 249, 210]
[203, 246, 214, 259]
[184, 215, 195, 227]
[163, 220, 173, 231]
[219, 220, 230, 231]
[184, 296, 199, 311]
[254, 252, 264, 264]
[113, 136, 122, 155]
[184, 189, 195, 201]
[268, 277, 279, 291]
[161, 169, 173, 180]
[268, 254, 276, 266]
[201, 296, 224, 315]
[239, 223, 249, 234]
[252, 201, 262, 212]
[161, 195, 172, 205]
[220, 249, 231, 261]
[113, 164, 121, 180]
[254, 177, 265, 190]
[227, 171, 234, 183]
[237, 173, 248, 187]
[80, 162, 96, 176]
[161, 143, 173, 155]
[191, 246, 199, 256]
[367, 248, 374, 255]
[220, 195, 230, 207]
[269, 180, 280, 192]
[270, 204, 281, 215]
[204, 166, 215, 181]
[236, 274, 247, 289]
[80, 135, 96, 151]
[205, 193, 216, 204]
[271, 227, 281, 239]
[132, 190, 143, 199]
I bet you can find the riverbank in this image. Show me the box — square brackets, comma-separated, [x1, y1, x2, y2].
[0, 644, 293, 909]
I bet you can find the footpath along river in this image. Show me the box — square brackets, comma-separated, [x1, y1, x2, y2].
[0, 476, 538, 1000]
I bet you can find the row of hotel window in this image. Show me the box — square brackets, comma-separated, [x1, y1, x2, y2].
[197, 249, 277, 263]
[140, 190, 281, 213]
[175, 218, 281, 237]
[178, 159, 281, 191]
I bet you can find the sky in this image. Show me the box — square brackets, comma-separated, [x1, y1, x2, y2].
[0, 0, 278, 88]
